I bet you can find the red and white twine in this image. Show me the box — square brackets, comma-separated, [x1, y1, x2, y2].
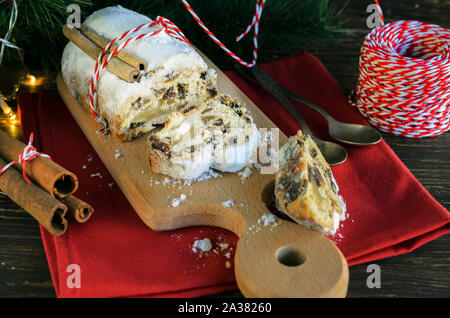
[373, 0, 384, 25]
[0, 133, 51, 184]
[351, 2, 450, 137]
[88, 16, 190, 133]
[89, 1, 265, 132]
[181, 0, 265, 67]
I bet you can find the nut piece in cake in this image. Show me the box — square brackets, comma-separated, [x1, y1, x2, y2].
[148, 94, 259, 179]
[274, 130, 346, 235]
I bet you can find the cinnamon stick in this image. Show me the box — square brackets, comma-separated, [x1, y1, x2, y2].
[0, 130, 78, 198]
[61, 195, 94, 223]
[62, 25, 141, 83]
[0, 158, 68, 236]
[80, 25, 147, 72]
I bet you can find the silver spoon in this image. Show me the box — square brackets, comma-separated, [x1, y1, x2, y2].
[235, 64, 382, 146]
[249, 65, 348, 166]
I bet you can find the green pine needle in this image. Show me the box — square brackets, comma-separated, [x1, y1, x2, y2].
[0, 0, 346, 73]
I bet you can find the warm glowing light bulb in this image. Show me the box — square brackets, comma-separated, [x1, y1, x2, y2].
[24, 74, 37, 86]
[0, 98, 11, 115]
[22, 73, 48, 88]
[0, 98, 19, 125]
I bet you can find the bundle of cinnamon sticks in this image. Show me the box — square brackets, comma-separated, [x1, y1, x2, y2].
[0, 130, 94, 236]
[62, 25, 146, 83]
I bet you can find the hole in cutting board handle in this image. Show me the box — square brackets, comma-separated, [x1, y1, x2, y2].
[262, 181, 306, 267]
[276, 246, 305, 267]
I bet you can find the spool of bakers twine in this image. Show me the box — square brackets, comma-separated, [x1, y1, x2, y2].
[0, 133, 51, 184]
[350, 1, 450, 138]
[88, 16, 190, 133]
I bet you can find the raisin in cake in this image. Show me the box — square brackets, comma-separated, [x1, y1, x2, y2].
[61, 6, 217, 140]
[275, 131, 346, 235]
[148, 95, 259, 179]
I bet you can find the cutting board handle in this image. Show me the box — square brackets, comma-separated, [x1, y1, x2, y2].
[234, 218, 349, 297]
[56, 73, 348, 298]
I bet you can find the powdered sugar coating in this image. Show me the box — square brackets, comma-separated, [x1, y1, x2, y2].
[61, 6, 208, 121]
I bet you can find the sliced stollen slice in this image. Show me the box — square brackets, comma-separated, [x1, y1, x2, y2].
[274, 130, 346, 235]
[209, 95, 260, 173]
[61, 6, 218, 140]
[148, 94, 259, 179]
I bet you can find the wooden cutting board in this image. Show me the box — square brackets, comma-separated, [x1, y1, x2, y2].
[56, 53, 348, 298]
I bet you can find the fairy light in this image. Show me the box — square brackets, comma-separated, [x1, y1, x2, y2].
[0, 98, 18, 125]
[22, 74, 36, 86]
[0, 98, 13, 117]
[0, 0, 23, 129]
[22, 73, 48, 87]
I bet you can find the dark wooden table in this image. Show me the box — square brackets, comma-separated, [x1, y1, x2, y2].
[0, 0, 449, 297]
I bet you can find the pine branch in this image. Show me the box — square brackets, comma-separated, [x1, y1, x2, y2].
[0, 0, 346, 72]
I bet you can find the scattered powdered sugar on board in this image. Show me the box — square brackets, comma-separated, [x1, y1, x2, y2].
[156, 171, 221, 207]
[192, 168, 222, 182]
[162, 177, 176, 185]
[258, 213, 277, 227]
[247, 213, 281, 234]
[236, 162, 263, 183]
[237, 165, 253, 182]
[170, 194, 186, 207]
[149, 178, 161, 185]
[221, 200, 235, 208]
[150, 169, 222, 188]
[113, 149, 122, 159]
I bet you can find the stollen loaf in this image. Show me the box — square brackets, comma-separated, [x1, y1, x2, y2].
[61, 6, 217, 140]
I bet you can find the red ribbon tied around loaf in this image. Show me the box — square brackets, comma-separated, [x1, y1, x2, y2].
[0, 133, 51, 184]
[89, 1, 266, 133]
[88, 16, 190, 134]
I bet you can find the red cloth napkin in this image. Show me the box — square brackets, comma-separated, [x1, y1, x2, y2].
[18, 53, 450, 298]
